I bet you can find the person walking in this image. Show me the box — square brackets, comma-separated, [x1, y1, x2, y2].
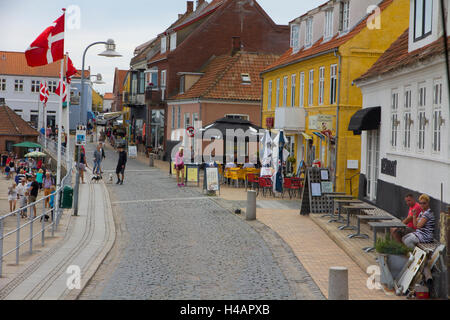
[43, 171, 54, 208]
[175, 147, 185, 187]
[36, 169, 44, 189]
[100, 142, 106, 173]
[79, 146, 89, 184]
[116, 145, 127, 185]
[8, 182, 18, 214]
[93, 144, 102, 175]
[28, 174, 39, 218]
[16, 178, 28, 218]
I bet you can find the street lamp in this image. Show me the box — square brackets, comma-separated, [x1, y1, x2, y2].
[73, 40, 121, 216]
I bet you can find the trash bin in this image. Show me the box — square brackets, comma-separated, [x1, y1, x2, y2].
[60, 186, 73, 209]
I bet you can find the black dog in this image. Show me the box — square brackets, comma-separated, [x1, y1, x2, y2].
[91, 174, 103, 183]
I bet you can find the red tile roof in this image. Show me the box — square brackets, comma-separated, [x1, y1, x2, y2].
[0, 105, 39, 136]
[172, 0, 226, 31]
[263, 0, 394, 74]
[104, 93, 114, 100]
[0, 51, 88, 79]
[356, 29, 450, 82]
[171, 52, 279, 101]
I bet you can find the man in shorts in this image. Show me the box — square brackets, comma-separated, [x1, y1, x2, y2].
[116, 145, 127, 185]
[28, 174, 40, 218]
[391, 194, 421, 242]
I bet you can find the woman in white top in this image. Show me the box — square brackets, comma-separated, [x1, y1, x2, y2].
[8, 182, 18, 214]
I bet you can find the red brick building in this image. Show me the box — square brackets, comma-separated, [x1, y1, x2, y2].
[129, 0, 289, 152]
[111, 68, 128, 112]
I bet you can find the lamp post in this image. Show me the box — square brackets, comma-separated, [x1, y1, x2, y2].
[73, 39, 121, 216]
[146, 83, 154, 151]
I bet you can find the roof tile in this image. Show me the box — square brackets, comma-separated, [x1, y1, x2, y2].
[0, 105, 39, 136]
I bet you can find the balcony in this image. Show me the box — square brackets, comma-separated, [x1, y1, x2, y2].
[145, 88, 163, 105]
[274, 107, 306, 132]
[123, 92, 145, 107]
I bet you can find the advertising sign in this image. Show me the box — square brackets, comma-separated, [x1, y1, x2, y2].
[76, 125, 86, 146]
[206, 167, 220, 191]
[128, 145, 137, 158]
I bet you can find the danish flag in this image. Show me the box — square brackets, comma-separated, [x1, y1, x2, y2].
[55, 80, 67, 102]
[66, 57, 77, 83]
[39, 81, 49, 104]
[25, 13, 65, 67]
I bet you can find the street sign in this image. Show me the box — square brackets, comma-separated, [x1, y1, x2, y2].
[76, 125, 86, 146]
[187, 126, 195, 138]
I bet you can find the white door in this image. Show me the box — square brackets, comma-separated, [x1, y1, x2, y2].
[366, 129, 380, 201]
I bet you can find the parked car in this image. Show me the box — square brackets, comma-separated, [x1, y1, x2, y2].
[96, 114, 107, 126]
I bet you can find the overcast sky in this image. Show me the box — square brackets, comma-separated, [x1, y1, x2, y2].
[0, 0, 325, 95]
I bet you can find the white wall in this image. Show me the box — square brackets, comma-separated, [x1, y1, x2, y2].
[103, 99, 113, 112]
[359, 59, 450, 203]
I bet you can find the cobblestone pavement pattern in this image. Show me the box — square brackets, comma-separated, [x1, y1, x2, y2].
[83, 144, 323, 300]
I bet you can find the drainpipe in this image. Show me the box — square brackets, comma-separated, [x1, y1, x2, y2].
[334, 49, 342, 192]
[260, 77, 264, 128]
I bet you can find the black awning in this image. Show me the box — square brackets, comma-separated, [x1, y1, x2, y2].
[348, 106, 381, 135]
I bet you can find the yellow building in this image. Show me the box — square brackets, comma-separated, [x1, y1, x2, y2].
[92, 89, 104, 113]
[261, 0, 409, 195]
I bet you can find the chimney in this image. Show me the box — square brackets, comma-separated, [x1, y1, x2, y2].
[231, 36, 241, 56]
[187, 1, 194, 13]
[196, 0, 205, 9]
[179, 14, 184, 19]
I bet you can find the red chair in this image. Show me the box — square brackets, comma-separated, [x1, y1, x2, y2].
[258, 176, 273, 197]
[246, 173, 259, 191]
[283, 177, 303, 199]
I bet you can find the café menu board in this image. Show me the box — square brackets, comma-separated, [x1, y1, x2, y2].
[206, 167, 219, 191]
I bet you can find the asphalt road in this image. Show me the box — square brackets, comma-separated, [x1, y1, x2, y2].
[80, 142, 323, 300]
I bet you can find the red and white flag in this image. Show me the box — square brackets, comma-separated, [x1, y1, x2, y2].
[55, 80, 67, 102]
[66, 57, 77, 83]
[25, 13, 65, 67]
[39, 81, 49, 104]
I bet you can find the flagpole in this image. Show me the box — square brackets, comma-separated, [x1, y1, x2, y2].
[65, 53, 70, 168]
[44, 82, 47, 149]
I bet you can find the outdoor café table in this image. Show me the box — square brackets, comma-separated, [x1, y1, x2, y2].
[338, 204, 375, 231]
[348, 215, 394, 239]
[322, 194, 354, 218]
[328, 198, 359, 223]
[363, 221, 407, 253]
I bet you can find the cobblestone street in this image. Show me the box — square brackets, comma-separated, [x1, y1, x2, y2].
[80, 144, 323, 300]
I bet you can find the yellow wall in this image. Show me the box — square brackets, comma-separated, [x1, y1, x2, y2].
[92, 90, 103, 112]
[261, 0, 410, 195]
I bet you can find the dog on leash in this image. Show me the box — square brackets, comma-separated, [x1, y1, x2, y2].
[108, 173, 113, 184]
[91, 174, 103, 183]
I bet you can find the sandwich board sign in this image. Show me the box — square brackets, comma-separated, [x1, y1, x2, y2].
[76, 125, 86, 146]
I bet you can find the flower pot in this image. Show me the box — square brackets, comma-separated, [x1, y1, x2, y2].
[378, 253, 409, 289]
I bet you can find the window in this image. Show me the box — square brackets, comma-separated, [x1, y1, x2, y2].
[318, 67, 325, 105]
[366, 129, 380, 201]
[161, 36, 167, 54]
[308, 70, 314, 106]
[282, 76, 288, 107]
[324, 10, 333, 39]
[241, 73, 251, 84]
[299, 72, 305, 107]
[161, 70, 167, 87]
[172, 106, 176, 129]
[414, 0, 433, 41]
[404, 88, 412, 149]
[330, 65, 337, 104]
[170, 33, 177, 51]
[0, 78, 6, 91]
[291, 74, 296, 106]
[339, 1, 350, 32]
[184, 113, 190, 129]
[432, 80, 443, 153]
[268, 80, 272, 110]
[276, 78, 280, 107]
[177, 106, 181, 128]
[138, 71, 145, 94]
[131, 72, 138, 95]
[226, 114, 249, 120]
[146, 70, 158, 89]
[390, 91, 399, 148]
[31, 80, 40, 93]
[180, 76, 185, 94]
[48, 80, 57, 93]
[290, 24, 300, 52]
[193, 113, 199, 124]
[418, 85, 427, 151]
[14, 79, 23, 92]
[305, 17, 313, 47]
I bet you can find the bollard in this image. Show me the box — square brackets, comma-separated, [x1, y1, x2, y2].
[149, 153, 154, 167]
[0, 219, 4, 277]
[246, 190, 257, 221]
[328, 267, 349, 300]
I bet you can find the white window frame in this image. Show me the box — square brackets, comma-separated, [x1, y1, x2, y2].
[161, 70, 167, 87]
[171, 106, 176, 129]
[318, 67, 325, 105]
[366, 129, 380, 201]
[177, 106, 181, 129]
[324, 10, 333, 40]
[330, 64, 337, 104]
[403, 87, 412, 150]
[184, 113, 190, 129]
[305, 17, 313, 47]
[48, 80, 57, 93]
[432, 80, 443, 153]
[340, 1, 350, 33]
[282, 76, 288, 107]
[268, 80, 272, 110]
[14, 79, 24, 92]
[417, 84, 427, 152]
[291, 74, 296, 107]
[390, 90, 399, 149]
[31, 80, 40, 93]
[170, 33, 177, 51]
[299, 72, 305, 107]
[290, 24, 300, 52]
[414, 0, 433, 41]
[0, 78, 6, 91]
[276, 78, 280, 108]
[179, 75, 185, 94]
[308, 70, 314, 106]
[161, 36, 167, 54]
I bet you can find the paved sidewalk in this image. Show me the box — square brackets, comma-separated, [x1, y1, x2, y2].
[0, 178, 115, 300]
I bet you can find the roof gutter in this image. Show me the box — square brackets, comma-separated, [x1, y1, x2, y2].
[261, 48, 337, 76]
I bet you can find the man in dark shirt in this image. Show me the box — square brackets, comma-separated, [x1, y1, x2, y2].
[116, 145, 127, 185]
[28, 174, 40, 218]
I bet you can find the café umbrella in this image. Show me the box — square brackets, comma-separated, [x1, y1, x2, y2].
[24, 151, 46, 158]
[272, 130, 288, 194]
[260, 130, 273, 177]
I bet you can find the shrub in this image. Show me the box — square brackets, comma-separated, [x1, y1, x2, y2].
[375, 234, 412, 256]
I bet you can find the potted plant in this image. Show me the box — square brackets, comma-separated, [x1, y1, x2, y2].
[376, 234, 412, 289]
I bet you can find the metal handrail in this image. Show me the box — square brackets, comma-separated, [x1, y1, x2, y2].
[0, 161, 73, 277]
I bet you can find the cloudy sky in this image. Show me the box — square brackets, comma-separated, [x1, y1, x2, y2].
[0, 0, 325, 95]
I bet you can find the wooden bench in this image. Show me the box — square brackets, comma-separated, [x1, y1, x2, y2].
[338, 204, 376, 231]
[363, 221, 408, 253]
[417, 240, 441, 254]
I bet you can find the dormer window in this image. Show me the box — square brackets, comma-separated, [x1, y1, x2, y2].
[339, 1, 350, 33]
[324, 10, 333, 40]
[161, 36, 167, 54]
[414, 0, 433, 41]
[241, 73, 251, 84]
[305, 17, 313, 47]
[170, 33, 177, 51]
[290, 24, 300, 52]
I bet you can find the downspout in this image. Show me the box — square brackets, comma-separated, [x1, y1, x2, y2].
[260, 76, 264, 128]
[334, 49, 342, 192]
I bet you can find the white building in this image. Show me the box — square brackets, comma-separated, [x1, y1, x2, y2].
[353, 0, 449, 219]
[103, 93, 114, 112]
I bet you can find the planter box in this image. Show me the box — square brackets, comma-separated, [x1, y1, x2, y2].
[378, 253, 409, 290]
